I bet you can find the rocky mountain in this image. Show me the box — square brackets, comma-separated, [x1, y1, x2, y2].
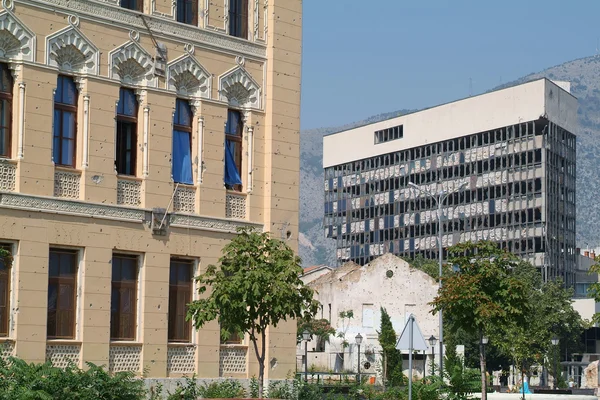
[299, 55, 600, 267]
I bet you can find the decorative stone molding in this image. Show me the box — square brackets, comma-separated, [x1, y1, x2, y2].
[225, 192, 246, 220]
[0, 192, 261, 233]
[117, 178, 142, 206]
[0, 193, 146, 222]
[109, 345, 141, 374]
[167, 53, 211, 98]
[109, 38, 156, 86]
[0, 7, 35, 61]
[151, 0, 176, 19]
[54, 169, 81, 199]
[172, 185, 196, 214]
[167, 345, 196, 375]
[170, 213, 261, 233]
[22, 0, 266, 59]
[219, 346, 247, 375]
[219, 66, 261, 109]
[0, 160, 16, 191]
[45, 21, 99, 74]
[46, 344, 81, 369]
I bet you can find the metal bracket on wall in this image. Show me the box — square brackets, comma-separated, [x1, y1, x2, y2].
[151, 208, 168, 236]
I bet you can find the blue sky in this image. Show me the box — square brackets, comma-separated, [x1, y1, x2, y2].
[300, 0, 600, 130]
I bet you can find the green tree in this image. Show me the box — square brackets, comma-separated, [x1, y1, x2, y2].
[430, 241, 529, 400]
[587, 256, 600, 324]
[378, 307, 405, 387]
[186, 228, 320, 397]
[296, 317, 335, 349]
[496, 262, 584, 389]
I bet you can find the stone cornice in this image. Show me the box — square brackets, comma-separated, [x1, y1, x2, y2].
[170, 214, 263, 233]
[0, 192, 263, 234]
[16, 0, 267, 60]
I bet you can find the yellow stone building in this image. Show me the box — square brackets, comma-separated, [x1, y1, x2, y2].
[0, 0, 301, 381]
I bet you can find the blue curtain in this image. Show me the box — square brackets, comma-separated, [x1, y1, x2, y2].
[172, 130, 193, 184]
[224, 139, 242, 186]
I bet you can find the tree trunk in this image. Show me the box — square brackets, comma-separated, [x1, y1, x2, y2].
[258, 359, 264, 399]
[480, 333, 487, 400]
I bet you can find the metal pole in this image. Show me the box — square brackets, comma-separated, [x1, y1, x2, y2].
[304, 340, 308, 382]
[357, 344, 361, 384]
[431, 346, 435, 377]
[437, 195, 444, 380]
[555, 346, 559, 388]
[409, 315, 414, 400]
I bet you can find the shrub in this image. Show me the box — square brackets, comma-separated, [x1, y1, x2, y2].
[0, 356, 146, 400]
[196, 379, 245, 398]
[268, 379, 301, 400]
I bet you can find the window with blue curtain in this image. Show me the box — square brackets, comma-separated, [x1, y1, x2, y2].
[53, 75, 77, 167]
[0, 64, 12, 158]
[172, 99, 193, 184]
[116, 88, 138, 176]
[176, 0, 198, 25]
[224, 109, 242, 191]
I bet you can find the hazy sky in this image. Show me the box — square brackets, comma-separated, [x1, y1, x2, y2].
[300, 0, 600, 130]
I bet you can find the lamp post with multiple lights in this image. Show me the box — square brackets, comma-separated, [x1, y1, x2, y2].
[408, 181, 468, 379]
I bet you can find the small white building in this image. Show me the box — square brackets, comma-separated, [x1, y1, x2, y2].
[299, 253, 441, 379]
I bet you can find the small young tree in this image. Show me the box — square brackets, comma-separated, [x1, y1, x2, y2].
[186, 228, 320, 397]
[430, 241, 530, 400]
[378, 307, 404, 387]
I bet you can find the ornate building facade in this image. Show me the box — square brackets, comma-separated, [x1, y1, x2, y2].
[0, 0, 301, 380]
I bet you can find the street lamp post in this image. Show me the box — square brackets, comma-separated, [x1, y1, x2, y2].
[302, 330, 311, 382]
[409, 181, 468, 380]
[356, 334, 363, 384]
[481, 336, 489, 400]
[551, 337, 560, 389]
[428, 335, 437, 377]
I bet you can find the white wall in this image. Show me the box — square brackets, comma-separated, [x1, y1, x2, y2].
[304, 254, 439, 373]
[323, 79, 578, 168]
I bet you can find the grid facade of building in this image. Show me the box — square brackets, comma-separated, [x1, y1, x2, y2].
[324, 117, 576, 285]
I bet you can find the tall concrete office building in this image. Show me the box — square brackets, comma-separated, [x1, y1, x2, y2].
[323, 79, 577, 285]
[0, 0, 301, 383]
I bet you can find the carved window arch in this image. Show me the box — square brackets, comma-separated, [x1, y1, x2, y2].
[167, 54, 211, 99]
[0, 9, 35, 62]
[109, 40, 155, 86]
[218, 66, 260, 109]
[46, 23, 99, 75]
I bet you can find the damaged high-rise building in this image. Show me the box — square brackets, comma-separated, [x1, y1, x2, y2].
[323, 79, 577, 285]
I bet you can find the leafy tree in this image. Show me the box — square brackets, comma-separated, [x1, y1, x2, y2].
[377, 307, 405, 387]
[430, 241, 529, 400]
[587, 256, 600, 324]
[496, 262, 584, 388]
[296, 317, 335, 350]
[186, 227, 320, 397]
[403, 255, 454, 281]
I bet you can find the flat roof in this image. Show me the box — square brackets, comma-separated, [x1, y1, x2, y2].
[323, 78, 577, 168]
